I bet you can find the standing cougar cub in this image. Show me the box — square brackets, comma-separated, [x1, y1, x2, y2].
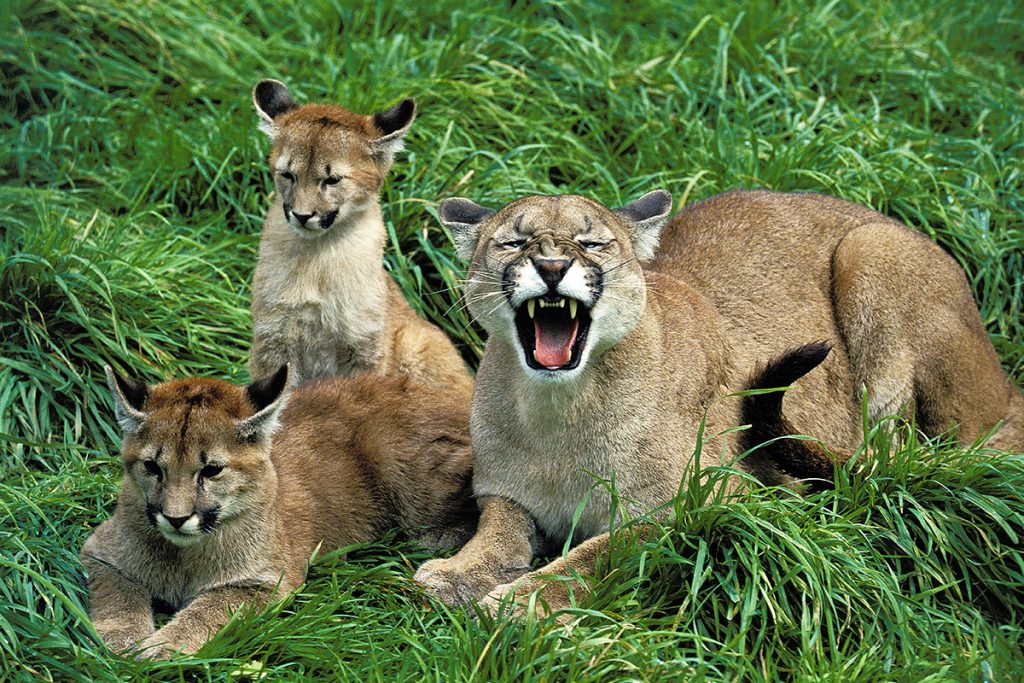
[248, 79, 472, 393]
[81, 364, 474, 658]
[414, 189, 1023, 616]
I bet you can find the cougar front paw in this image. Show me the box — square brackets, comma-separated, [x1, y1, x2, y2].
[133, 634, 177, 661]
[478, 581, 529, 620]
[134, 625, 204, 660]
[480, 575, 579, 624]
[94, 623, 154, 656]
[414, 557, 527, 607]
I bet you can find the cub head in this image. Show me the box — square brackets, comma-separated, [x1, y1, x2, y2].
[439, 191, 672, 381]
[252, 79, 415, 235]
[104, 365, 291, 547]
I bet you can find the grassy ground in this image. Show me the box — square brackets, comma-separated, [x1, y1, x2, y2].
[2, 0, 1023, 680]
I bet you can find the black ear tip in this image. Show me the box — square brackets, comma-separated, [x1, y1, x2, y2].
[108, 366, 149, 411]
[645, 189, 673, 212]
[373, 97, 416, 136]
[253, 79, 278, 99]
[439, 197, 495, 225]
[616, 189, 674, 223]
[437, 197, 461, 219]
[253, 79, 296, 118]
[246, 364, 290, 412]
[272, 363, 289, 389]
[652, 188, 672, 202]
[104, 365, 124, 393]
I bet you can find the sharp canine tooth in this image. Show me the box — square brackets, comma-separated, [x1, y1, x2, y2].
[527, 299, 536, 318]
[569, 299, 577, 318]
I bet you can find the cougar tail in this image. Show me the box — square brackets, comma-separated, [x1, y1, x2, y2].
[740, 342, 853, 492]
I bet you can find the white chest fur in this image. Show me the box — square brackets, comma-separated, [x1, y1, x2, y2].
[251, 207, 388, 380]
[471, 361, 691, 546]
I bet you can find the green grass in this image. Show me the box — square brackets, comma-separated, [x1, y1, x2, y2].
[2, 0, 1023, 680]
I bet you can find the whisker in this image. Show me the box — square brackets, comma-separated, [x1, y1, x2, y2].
[470, 302, 505, 324]
[600, 257, 640, 276]
[454, 290, 508, 316]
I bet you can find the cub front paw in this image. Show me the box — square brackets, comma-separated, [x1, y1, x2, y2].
[414, 557, 526, 607]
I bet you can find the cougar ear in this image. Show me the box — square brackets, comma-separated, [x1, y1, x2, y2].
[369, 98, 415, 163]
[438, 197, 496, 261]
[237, 364, 291, 444]
[105, 366, 149, 435]
[613, 190, 673, 261]
[253, 79, 297, 139]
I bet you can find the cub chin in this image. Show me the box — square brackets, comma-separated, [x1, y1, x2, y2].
[248, 78, 472, 396]
[81, 364, 475, 659]
[414, 189, 1023, 620]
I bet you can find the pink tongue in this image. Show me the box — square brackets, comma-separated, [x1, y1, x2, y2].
[534, 317, 579, 368]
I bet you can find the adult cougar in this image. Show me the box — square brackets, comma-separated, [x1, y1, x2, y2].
[414, 189, 1023, 615]
[81, 364, 474, 658]
[248, 79, 472, 393]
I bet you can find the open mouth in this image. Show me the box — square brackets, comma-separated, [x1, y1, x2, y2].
[514, 295, 592, 371]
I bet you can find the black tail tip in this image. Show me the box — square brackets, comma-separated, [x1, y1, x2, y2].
[751, 341, 832, 391]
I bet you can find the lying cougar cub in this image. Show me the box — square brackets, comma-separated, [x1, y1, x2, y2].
[81, 364, 474, 658]
[248, 79, 472, 394]
[415, 189, 1023, 616]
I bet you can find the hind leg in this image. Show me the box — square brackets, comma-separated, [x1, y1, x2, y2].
[831, 222, 1019, 447]
[989, 391, 1024, 453]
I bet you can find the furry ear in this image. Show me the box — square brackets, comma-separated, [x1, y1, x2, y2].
[368, 98, 415, 163]
[105, 366, 149, 435]
[613, 190, 673, 261]
[237, 364, 291, 444]
[253, 79, 297, 139]
[438, 197, 496, 261]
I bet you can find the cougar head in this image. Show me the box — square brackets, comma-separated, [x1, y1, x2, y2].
[439, 191, 672, 381]
[253, 79, 414, 235]
[105, 365, 290, 547]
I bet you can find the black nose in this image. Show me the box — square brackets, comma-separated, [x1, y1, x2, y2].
[533, 258, 572, 289]
[292, 211, 315, 225]
[163, 514, 190, 529]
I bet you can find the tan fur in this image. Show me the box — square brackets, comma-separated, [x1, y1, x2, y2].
[247, 80, 472, 395]
[82, 366, 474, 658]
[415, 189, 1023, 617]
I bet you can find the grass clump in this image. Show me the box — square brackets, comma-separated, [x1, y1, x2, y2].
[1, 0, 1022, 680]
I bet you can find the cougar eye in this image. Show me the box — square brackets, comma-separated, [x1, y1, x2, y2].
[143, 460, 162, 478]
[200, 464, 224, 479]
[322, 176, 341, 187]
[280, 171, 296, 183]
[499, 239, 526, 250]
[578, 240, 608, 251]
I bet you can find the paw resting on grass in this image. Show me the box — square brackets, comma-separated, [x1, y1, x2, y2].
[94, 627, 154, 658]
[132, 635, 176, 661]
[478, 575, 579, 625]
[413, 558, 498, 606]
[414, 556, 530, 607]
[133, 628, 202, 661]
